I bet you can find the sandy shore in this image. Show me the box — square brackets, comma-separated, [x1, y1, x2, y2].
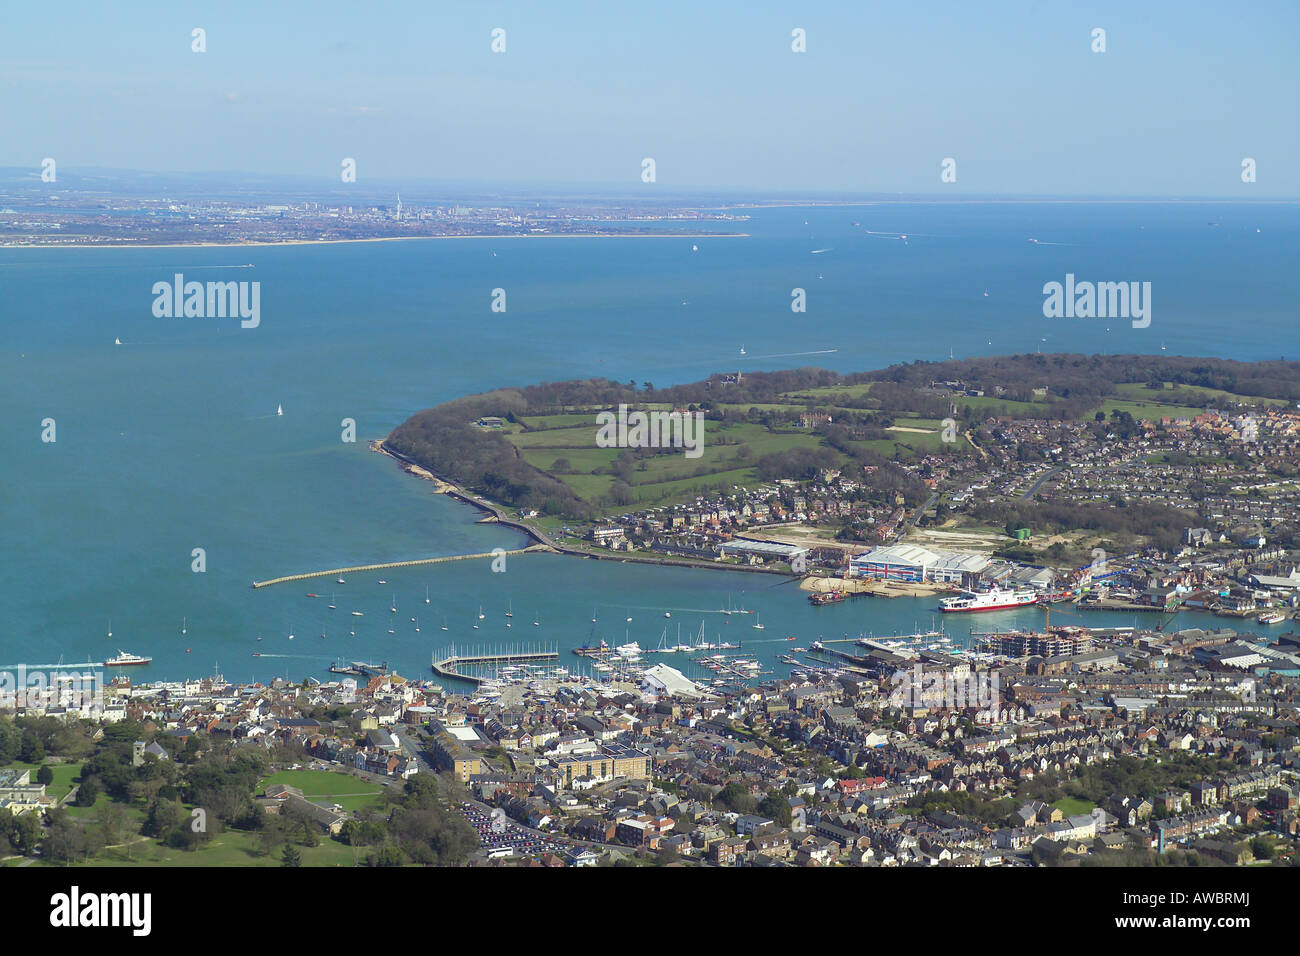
[3, 233, 750, 251]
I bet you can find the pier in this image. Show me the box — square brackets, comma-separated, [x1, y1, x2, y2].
[431, 643, 560, 684]
[250, 545, 549, 589]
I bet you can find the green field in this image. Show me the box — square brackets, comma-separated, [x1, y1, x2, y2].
[957, 395, 1046, 414]
[257, 769, 387, 812]
[491, 370, 1276, 513]
[12, 761, 82, 801]
[780, 383, 875, 401]
[1094, 399, 1204, 421]
[1114, 381, 1289, 408]
[64, 824, 360, 867]
[503, 414, 839, 511]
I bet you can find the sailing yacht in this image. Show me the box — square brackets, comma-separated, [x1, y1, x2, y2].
[390, 594, 397, 613]
[425, 586, 431, 605]
[181, 617, 187, 636]
[413, 616, 420, 633]
[327, 593, 337, 609]
[505, 600, 513, 618]
[478, 606, 485, 620]
[752, 614, 765, 630]
[107, 619, 112, 639]
[276, 403, 283, 416]
[440, 617, 449, 631]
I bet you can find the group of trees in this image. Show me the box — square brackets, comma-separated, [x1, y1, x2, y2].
[337, 773, 478, 866]
[0, 712, 479, 867]
[975, 499, 1195, 553]
[863, 353, 1300, 407]
[387, 391, 595, 518]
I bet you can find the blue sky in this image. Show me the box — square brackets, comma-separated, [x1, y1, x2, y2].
[2, 0, 1297, 195]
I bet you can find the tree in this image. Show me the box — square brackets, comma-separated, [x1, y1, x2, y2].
[74, 777, 100, 807]
[18, 730, 44, 764]
[36, 764, 54, 786]
[758, 793, 793, 829]
[281, 843, 301, 867]
[715, 781, 756, 815]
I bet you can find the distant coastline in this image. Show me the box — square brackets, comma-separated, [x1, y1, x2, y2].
[1, 233, 750, 251]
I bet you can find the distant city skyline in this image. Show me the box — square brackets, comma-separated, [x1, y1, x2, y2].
[3, 1, 1297, 196]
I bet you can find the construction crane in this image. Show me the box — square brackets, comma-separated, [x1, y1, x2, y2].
[1040, 600, 1085, 631]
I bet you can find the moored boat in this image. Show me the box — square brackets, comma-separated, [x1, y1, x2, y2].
[106, 649, 151, 666]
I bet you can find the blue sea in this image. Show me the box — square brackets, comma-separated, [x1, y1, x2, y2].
[1, 201, 1297, 683]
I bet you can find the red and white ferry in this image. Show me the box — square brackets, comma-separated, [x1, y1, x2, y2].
[940, 587, 1040, 613]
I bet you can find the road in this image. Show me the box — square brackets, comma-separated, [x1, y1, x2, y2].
[1019, 467, 1062, 501]
[901, 493, 939, 535]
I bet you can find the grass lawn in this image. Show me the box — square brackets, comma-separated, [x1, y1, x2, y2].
[1092, 399, 1205, 421]
[67, 826, 360, 867]
[507, 415, 829, 509]
[1052, 797, 1097, 816]
[257, 769, 386, 812]
[780, 383, 875, 401]
[1114, 382, 1288, 407]
[956, 395, 1045, 414]
[11, 761, 82, 801]
[63, 792, 147, 823]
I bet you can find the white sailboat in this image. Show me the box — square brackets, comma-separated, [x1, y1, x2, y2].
[390, 593, 397, 613]
[107, 618, 112, 638]
[425, 586, 431, 605]
[752, 613, 765, 630]
[440, 617, 449, 631]
[181, 617, 187, 636]
[276, 403, 283, 416]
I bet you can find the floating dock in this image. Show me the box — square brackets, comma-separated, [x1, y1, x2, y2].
[431, 643, 560, 684]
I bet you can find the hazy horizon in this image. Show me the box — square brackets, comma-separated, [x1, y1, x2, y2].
[4, 1, 1297, 197]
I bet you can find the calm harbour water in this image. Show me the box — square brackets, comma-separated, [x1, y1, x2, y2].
[1, 201, 1296, 683]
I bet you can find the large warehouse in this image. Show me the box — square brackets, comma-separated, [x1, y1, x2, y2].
[850, 544, 990, 584]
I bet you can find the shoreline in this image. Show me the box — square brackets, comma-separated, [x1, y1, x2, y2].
[371, 439, 791, 579]
[1, 233, 749, 251]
